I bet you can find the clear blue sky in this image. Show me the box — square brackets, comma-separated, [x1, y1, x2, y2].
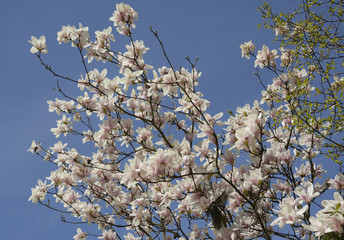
[1, 1, 299, 239]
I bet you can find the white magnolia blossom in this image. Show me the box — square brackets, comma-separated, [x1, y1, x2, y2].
[240, 40, 256, 59]
[29, 35, 48, 54]
[254, 45, 279, 68]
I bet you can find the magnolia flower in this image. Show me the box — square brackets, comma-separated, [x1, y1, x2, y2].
[303, 216, 333, 238]
[29, 35, 48, 54]
[193, 139, 210, 161]
[240, 40, 256, 59]
[57, 25, 75, 44]
[27, 140, 42, 154]
[295, 181, 320, 203]
[275, 23, 289, 36]
[95, 27, 115, 46]
[329, 173, 344, 190]
[243, 168, 268, 189]
[98, 229, 116, 240]
[81, 203, 101, 225]
[73, 228, 87, 240]
[294, 162, 311, 179]
[57, 23, 89, 48]
[271, 197, 308, 228]
[254, 45, 279, 68]
[280, 48, 294, 67]
[124, 233, 140, 240]
[273, 180, 292, 195]
[109, 3, 138, 35]
[120, 69, 143, 91]
[49, 141, 68, 153]
[28, 180, 50, 204]
[190, 224, 207, 240]
[322, 192, 344, 214]
[303, 192, 344, 238]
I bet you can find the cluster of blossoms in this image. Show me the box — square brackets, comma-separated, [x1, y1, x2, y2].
[85, 27, 116, 63]
[57, 23, 90, 49]
[254, 45, 279, 69]
[239, 40, 255, 59]
[28, 2, 344, 240]
[109, 3, 138, 36]
[303, 192, 344, 237]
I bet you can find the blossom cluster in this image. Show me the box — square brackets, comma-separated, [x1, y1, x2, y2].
[109, 3, 138, 36]
[28, 2, 344, 240]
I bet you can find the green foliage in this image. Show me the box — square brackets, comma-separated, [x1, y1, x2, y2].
[321, 232, 344, 240]
[258, 0, 344, 163]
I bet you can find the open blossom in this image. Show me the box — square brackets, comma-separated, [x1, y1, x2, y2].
[29, 35, 48, 54]
[47, 98, 75, 114]
[95, 27, 115, 47]
[304, 192, 344, 238]
[28, 180, 51, 204]
[303, 216, 334, 238]
[295, 181, 320, 203]
[240, 40, 256, 59]
[275, 23, 289, 36]
[254, 45, 279, 68]
[57, 25, 75, 44]
[73, 228, 87, 240]
[51, 114, 74, 138]
[271, 197, 308, 228]
[27, 140, 42, 154]
[49, 141, 68, 153]
[273, 180, 292, 195]
[190, 224, 207, 240]
[57, 23, 90, 48]
[117, 40, 152, 74]
[322, 192, 344, 215]
[120, 69, 143, 91]
[329, 173, 344, 190]
[280, 48, 294, 67]
[85, 27, 116, 63]
[124, 233, 140, 240]
[299, 133, 323, 150]
[193, 139, 210, 161]
[109, 3, 138, 35]
[243, 168, 268, 192]
[98, 229, 116, 240]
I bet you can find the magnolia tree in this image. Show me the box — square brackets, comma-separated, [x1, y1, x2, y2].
[28, 1, 344, 239]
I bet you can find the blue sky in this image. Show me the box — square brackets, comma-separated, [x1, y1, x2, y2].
[1, 0, 300, 239]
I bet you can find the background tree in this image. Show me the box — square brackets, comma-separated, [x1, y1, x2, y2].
[259, 0, 344, 163]
[28, 1, 344, 239]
